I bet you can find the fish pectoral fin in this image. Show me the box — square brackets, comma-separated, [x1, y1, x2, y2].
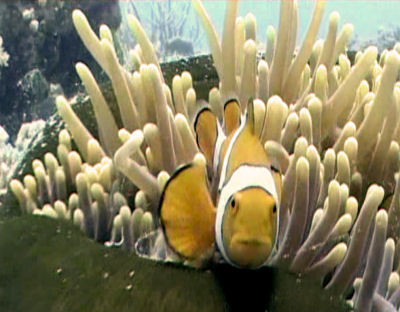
[194, 107, 218, 168]
[160, 163, 216, 262]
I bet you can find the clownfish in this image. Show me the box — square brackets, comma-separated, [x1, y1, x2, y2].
[159, 98, 281, 269]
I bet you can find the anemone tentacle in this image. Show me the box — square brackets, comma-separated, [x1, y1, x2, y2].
[9, 2, 400, 311]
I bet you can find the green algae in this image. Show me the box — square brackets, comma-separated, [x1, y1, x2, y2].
[0, 215, 224, 312]
[0, 215, 350, 311]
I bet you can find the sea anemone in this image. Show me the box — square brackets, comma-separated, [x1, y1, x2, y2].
[0, 120, 45, 203]
[7, 0, 400, 311]
[9, 127, 155, 247]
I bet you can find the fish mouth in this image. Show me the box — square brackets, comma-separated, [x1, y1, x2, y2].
[228, 236, 272, 268]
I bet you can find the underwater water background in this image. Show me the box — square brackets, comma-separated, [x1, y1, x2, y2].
[127, 0, 400, 56]
[1, 1, 400, 312]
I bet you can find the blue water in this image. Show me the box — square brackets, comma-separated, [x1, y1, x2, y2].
[202, 1, 400, 43]
[124, 0, 400, 57]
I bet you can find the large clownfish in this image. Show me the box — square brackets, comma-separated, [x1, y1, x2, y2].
[159, 98, 281, 269]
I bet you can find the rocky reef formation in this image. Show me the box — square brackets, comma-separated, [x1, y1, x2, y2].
[0, 0, 121, 138]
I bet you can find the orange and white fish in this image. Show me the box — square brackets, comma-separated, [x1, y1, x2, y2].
[160, 98, 281, 268]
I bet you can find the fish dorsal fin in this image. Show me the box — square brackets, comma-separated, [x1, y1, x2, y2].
[223, 98, 241, 135]
[219, 100, 269, 188]
[160, 160, 216, 263]
[194, 107, 218, 168]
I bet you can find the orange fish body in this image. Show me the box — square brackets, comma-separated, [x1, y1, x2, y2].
[160, 99, 281, 268]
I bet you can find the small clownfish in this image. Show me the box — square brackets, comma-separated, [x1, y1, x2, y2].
[159, 98, 281, 269]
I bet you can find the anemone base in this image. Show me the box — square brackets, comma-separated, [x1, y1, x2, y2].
[0, 215, 350, 312]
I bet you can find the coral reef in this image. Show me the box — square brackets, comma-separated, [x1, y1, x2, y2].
[118, 1, 201, 62]
[0, 120, 45, 207]
[6, 0, 400, 311]
[0, 36, 9, 67]
[9, 127, 154, 248]
[354, 25, 400, 53]
[0, 0, 121, 138]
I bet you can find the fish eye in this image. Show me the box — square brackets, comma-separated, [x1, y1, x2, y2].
[229, 196, 239, 214]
